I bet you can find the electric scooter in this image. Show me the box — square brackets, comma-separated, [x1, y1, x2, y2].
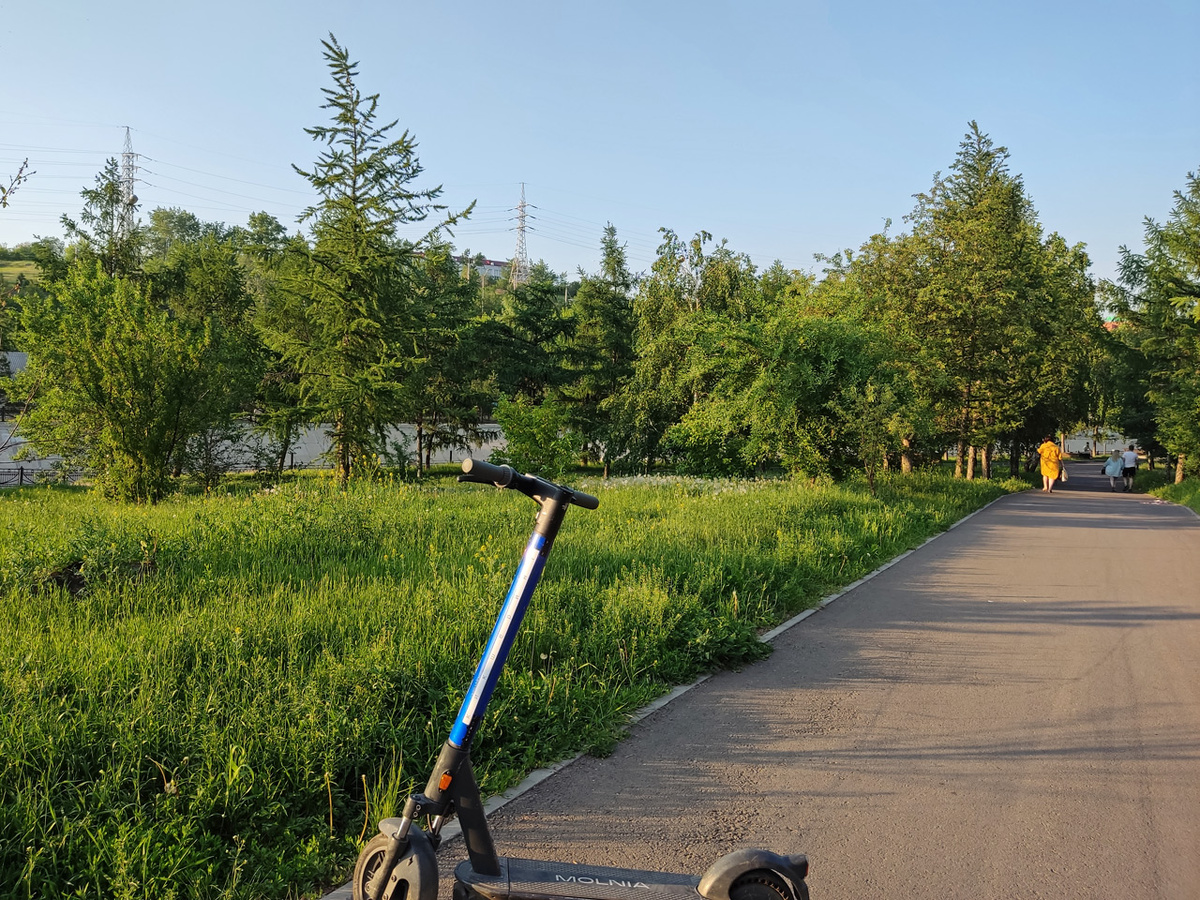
[353, 459, 810, 900]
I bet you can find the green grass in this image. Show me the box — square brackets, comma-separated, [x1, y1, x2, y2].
[0, 260, 38, 283]
[1152, 475, 1200, 514]
[0, 471, 1025, 899]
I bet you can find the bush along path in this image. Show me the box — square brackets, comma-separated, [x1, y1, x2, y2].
[0, 470, 1024, 899]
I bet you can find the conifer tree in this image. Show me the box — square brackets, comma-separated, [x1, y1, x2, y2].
[559, 224, 635, 473]
[266, 34, 469, 484]
[1110, 170, 1200, 481]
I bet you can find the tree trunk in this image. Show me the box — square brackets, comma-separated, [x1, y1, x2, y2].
[955, 440, 965, 478]
[981, 444, 991, 480]
[275, 429, 293, 480]
[336, 412, 350, 487]
[966, 445, 977, 480]
[1176, 454, 1186, 484]
[416, 424, 424, 476]
[901, 436, 914, 475]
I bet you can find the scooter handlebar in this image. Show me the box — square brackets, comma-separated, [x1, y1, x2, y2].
[459, 459, 599, 510]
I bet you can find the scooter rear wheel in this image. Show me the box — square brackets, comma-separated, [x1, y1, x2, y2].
[730, 869, 809, 900]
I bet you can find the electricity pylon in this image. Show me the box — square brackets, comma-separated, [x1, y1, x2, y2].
[119, 127, 139, 239]
[510, 183, 532, 287]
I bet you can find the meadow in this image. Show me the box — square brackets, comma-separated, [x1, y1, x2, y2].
[0, 260, 38, 283]
[0, 470, 1024, 899]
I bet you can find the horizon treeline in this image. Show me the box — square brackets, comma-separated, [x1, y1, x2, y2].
[2, 35, 1198, 501]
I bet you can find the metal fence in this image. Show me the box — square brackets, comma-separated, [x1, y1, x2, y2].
[0, 467, 36, 488]
[0, 466, 85, 488]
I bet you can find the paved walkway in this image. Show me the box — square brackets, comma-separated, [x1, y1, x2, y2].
[338, 461, 1200, 899]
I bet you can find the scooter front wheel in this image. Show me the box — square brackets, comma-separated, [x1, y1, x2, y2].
[730, 869, 810, 900]
[352, 833, 392, 900]
[352, 827, 439, 900]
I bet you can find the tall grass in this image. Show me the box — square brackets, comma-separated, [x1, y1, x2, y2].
[1152, 475, 1200, 513]
[0, 471, 1022, 899]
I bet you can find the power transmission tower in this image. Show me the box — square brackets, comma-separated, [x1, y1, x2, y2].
[119, 127, 139, 239]
[509, 183, 532, 287]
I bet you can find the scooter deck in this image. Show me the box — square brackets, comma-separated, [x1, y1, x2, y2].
[455, 856, 702, 900]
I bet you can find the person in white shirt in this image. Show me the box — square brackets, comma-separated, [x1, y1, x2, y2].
[1121, 445, 1139, 492]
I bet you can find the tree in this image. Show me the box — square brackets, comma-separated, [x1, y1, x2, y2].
[15, 156, 258, 500]
[17, 264, 235, 501]
[28, 236, 69, 285]
[1, 158, 33, 208]
[490, 393, 578, 481]
[142, 224, 262, 486]
[559, 224, 635, 474]
[263, 34, 469, 485]
[613, 229, 763, 471]
[238, 210, 290, 264]
[400, 245, 493, 474]
[673, 298, 903, 480]
[489, 276, 572, 401]
[1014, 233, 1106, 470]
[908, 124, 1043, 475]
[60, 158, 142, 277]
[245, 225, 316, 479]
[144, 207, 203, 260]
[832, 123, 1102, 477]
[1108, 169, 1200, 481]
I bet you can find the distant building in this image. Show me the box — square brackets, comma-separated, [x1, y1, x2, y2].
[412, 252, 509, 282]
[454, 255, 508, 281]
[1065, 429, 1133, 456]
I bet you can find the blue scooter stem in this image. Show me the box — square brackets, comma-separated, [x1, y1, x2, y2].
[449, 531, 549, 748]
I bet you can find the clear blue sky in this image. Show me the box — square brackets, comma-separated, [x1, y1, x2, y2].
[2, 0, 1197, 283]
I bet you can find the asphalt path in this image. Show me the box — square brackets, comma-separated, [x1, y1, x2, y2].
[407, 461, 1200, 900]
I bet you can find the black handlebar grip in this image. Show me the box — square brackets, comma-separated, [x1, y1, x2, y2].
[459, 458, 515, 486]
[570, 490, 600, 510]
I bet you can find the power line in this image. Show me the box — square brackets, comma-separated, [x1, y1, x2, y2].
[140, 156, 312, 196]
[3, 131, 810, 273]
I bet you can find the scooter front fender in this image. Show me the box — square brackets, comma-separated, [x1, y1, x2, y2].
[697, 848, 809, 900]
[357, 820, 438, 900]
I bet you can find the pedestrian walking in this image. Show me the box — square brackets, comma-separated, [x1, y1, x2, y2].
[1121, 444, 1139, 492]
[1036, 435, 1064, 493]
[1103, 449, 1124, 492]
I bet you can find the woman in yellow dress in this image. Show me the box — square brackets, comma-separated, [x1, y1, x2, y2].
[1035, 435, 1064, 493]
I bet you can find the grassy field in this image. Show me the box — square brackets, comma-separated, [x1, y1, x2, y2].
[0, 260, 38, 283]
[0, 470, 1025, 899]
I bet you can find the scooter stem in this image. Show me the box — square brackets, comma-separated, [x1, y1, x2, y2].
[450, 530, 549, 749]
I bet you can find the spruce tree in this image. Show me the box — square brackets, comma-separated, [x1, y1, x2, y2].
[268, 34, 469, 484]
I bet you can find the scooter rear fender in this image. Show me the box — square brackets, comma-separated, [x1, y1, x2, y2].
[697, 848, 809, 900]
